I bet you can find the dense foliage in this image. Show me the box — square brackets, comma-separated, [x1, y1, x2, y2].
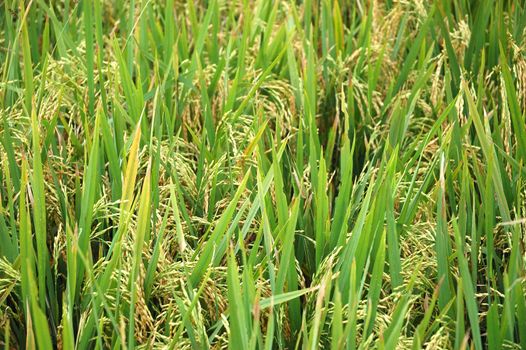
[1, 0, 526, 349]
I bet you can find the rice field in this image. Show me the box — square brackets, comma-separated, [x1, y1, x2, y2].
[1, 0, 526, 349]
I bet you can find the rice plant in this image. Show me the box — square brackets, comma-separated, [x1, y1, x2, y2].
[1, 0, 526, 349]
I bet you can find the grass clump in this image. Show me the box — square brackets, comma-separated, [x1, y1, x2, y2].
[1, 0, 526, 349]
